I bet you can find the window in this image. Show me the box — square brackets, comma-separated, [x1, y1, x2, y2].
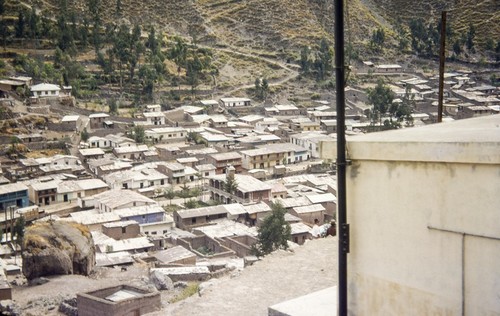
[192, 218, 197, 224]
[205, 172, 209, 176]
[122, 227, 126, 234]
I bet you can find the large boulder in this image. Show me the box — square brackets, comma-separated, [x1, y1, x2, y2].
[150, 270, 174, 291]
[22, 221, 95, 280]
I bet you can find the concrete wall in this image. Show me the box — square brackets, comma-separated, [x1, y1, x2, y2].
[345, 117, 500, 315]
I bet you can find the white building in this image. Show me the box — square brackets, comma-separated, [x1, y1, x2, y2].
[345, 115, 500, 315]
[145, 127, 187, 143]
[143, 112, 166, 126]
[220, 97, 251, 107]
[290, 132, 335, 158]
[30, 83, 60, 98]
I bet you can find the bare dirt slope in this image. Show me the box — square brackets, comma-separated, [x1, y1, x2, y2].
[158, 236, 338, 316]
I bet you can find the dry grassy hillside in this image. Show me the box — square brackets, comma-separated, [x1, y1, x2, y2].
[370, 0, 500, 47]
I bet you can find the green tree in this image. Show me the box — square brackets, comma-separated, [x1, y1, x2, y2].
[133, 125, 145, 143]
[367, 79, 394, 126]
[314, 38, 333, 81]
[453, 40, 462, 57]
[300, 46, 311, 73]
[16, 10, 26, 38]
[179, 181, 191, 203]
[223, 173, 238, 196]
[13, 216, 25, 248]
[252, 202, 291, 256]
[108, 98, 118, 115]
[164, 187, 176, 205]
[80, 128, 89, 142]
[370, 27, 385, 52]
[466, 23, 475, 52]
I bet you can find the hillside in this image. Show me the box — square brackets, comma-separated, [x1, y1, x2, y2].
[0, 0, 495, 107]
[35, 0, 497, 52]
[370, 0, 500, 47]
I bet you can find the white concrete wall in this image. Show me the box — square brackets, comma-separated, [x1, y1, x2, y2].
[345, 116, 500, 315]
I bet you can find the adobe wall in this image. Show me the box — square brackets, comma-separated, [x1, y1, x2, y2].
[223, 235, 257, 257]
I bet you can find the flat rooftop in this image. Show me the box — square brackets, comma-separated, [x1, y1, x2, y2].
[347, 114, 500, 164]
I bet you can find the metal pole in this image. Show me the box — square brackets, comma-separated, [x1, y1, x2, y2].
[334, 0, 348, 315]
[438, 11, 447, 123]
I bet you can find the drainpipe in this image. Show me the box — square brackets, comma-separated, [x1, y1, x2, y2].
[334, 0, 349, 315]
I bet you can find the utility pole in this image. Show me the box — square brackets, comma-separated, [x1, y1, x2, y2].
[334, 0, 349, 315]
[437, 11, 447, 123]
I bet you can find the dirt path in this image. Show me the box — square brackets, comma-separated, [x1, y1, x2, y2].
[157, 236, 337, 316]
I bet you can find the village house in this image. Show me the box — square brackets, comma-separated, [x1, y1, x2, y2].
[290, 132, 335, 159]
[195, 164, 216, 180]
[209, 115, 229, 129]
[28, 180, 58, 206]
[112, 144, 148, 160]
[234, 133, 281, 149]
[308, 111, 337, 122]
[87, 136, 109, 148]
[79, 148, 106, 162]
[30, 83, 60, 98]
[104, 134, 135, 148]
[199, 131, 232, 147]
[375, 64, 403, 73]
[155, 143, 187, 161]
[240, 143, 310, 171]
[0, 183, 29, 211]
[142, 112, 166, 126]
[206, 152, 243, 174]
[207, 168, 272, 205]
[238, 114, 265, 126]
[16, 133, 46, 144]
[173, 205, 229, 230]
[289, 222, 313, 245]
[255, 117, 282, 131]
[289, 204, 326, 225]
[157, 162, 186, 184]
[306, 193, 337, 221]
[86, 189, 157, 212]
[243, 202, 272, 226]
[89, 113, 110, 129]
[220, 97, 251, 107]
[270, 182, 288, 199]
[145, 127, 187, 143]
[60, 115, 82, 132]
[93, 231, 155, 253]
[265, 104, 301, 116]
[289, 117, 321, 132]
[199, 99, 219, 108]
[103, 168, 168, 190]
[144, 104, 161, 112]
[153, 246, 197, 266]
[56, 179, 109, 203]
[87, 158, 133, 177]
[0, 78, 27, 93]
[102, 220, 140, 240]
[176, 157, 198, 168]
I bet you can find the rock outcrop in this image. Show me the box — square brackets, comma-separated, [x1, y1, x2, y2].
[22, 221, 95, 280]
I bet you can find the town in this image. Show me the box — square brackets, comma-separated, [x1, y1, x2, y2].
[0, 57, 498, 315]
